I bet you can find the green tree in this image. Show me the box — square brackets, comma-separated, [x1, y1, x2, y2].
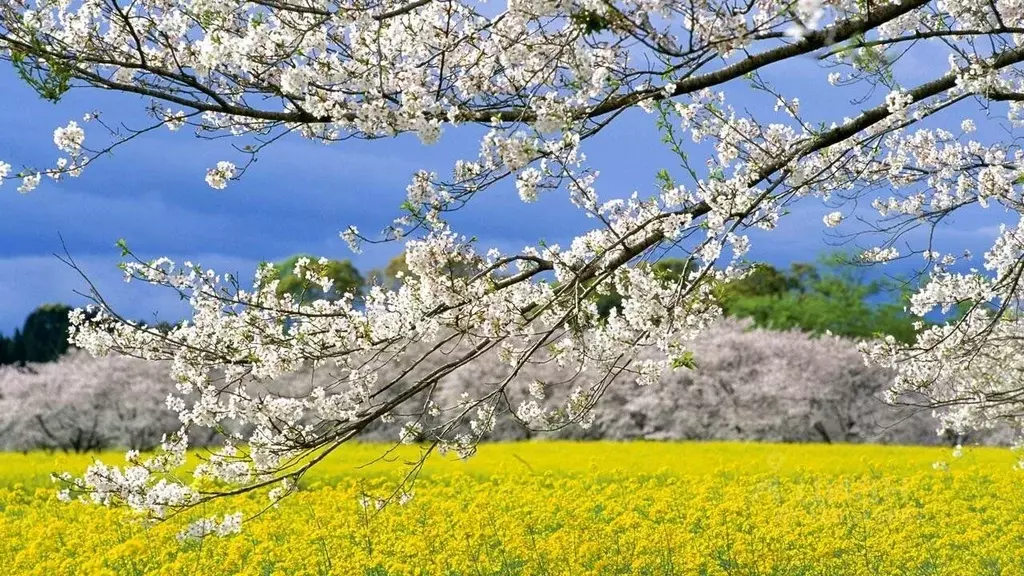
[367, 252, 411, 290]
[788, 262, 821, 294]
[0, 335, 11, 365]
[9, 328, 26, 367]
[270, 255, 365, 304]
[366, 251, 490, 289]
[719, 252, 920, 343]
[714, 263, 793, 307]
[571, 257, 698, 319]
[21, 303, 73, 363]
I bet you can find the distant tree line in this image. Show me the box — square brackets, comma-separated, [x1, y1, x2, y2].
[0, 250, 924, 368]
[574, 250, 923, 344]
[288, 248, 926, 345]
[0, 252, 995, 453]
[0, 303, 74, 366]
[3, 319, 1012, 453]
[713, 252, 922, 344]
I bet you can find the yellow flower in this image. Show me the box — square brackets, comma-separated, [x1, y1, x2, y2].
[0, 442, 1021, 575]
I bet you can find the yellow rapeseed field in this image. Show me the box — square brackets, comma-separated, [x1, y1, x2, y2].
[1, 441, 1023, 576]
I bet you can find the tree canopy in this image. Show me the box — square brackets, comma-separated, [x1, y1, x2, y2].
[0, 304, 74, 366]
[580, 253, 921, 342]
[4, 0, 1024, 531]
[717, 254, 921, 344]
[270, 254, 365, 303]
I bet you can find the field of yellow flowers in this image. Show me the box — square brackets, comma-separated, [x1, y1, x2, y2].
[1, 441, 1023, 576]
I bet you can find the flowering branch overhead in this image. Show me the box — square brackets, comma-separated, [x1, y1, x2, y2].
[4, 0, 1024, 535]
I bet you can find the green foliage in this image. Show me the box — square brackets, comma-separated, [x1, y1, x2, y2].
[578, 251, 920, 343]
[0, 304, 74, 366]
[651, 258, 696, 285]
[670, 350, 697, 370]
[21, 303, 73, 363]
[366, 251, 491, 290]
[271, 254, 365, 304]
[0, 329, 26, 366]
[366, 252, 411, 290]
[719, 252, 920, 344]
[10, 34, 74, 103]
[569, 9, 615, 35]
[713, 262, 795, 304]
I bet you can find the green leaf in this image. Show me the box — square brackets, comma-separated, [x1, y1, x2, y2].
[10, 34, 74, 103]
[570, 9, 614, 35]
[655, 169, 674, 190]
[670, 351, 697, 370]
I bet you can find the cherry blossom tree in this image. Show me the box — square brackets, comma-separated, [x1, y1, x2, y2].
[0, 351, 182, 452]
[6, 318, 997, 452]
[4, 0, 1024, 535]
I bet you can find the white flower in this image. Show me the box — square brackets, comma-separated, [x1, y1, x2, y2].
[399, 421, 423, 444]
[164, 109, 187, 131]
[528, 380, 545, 400]
[177, 512, 243, 542]
[516, 168, 543, 202]
[53, 121, 85, 155]
[796, 0, 823, 29]
[18, 173, 41, 194]
[961, 119, 976, 133]
[280, 67, 309, 96]
[406, 170, 439, 205]
[341, 226, 361, 253]
[784, 0, 823, 39]
[205, 161, 236, 189]
[859, 246, 899, 263]
[822, 211, 843, 228]
[515, 400, 543, 424]
[217, 512, 243, 536]
[885, 90, 913, 115]
[268, 486, 287, 505]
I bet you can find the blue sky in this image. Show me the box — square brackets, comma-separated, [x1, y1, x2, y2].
[0, 48, 1013, 333]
